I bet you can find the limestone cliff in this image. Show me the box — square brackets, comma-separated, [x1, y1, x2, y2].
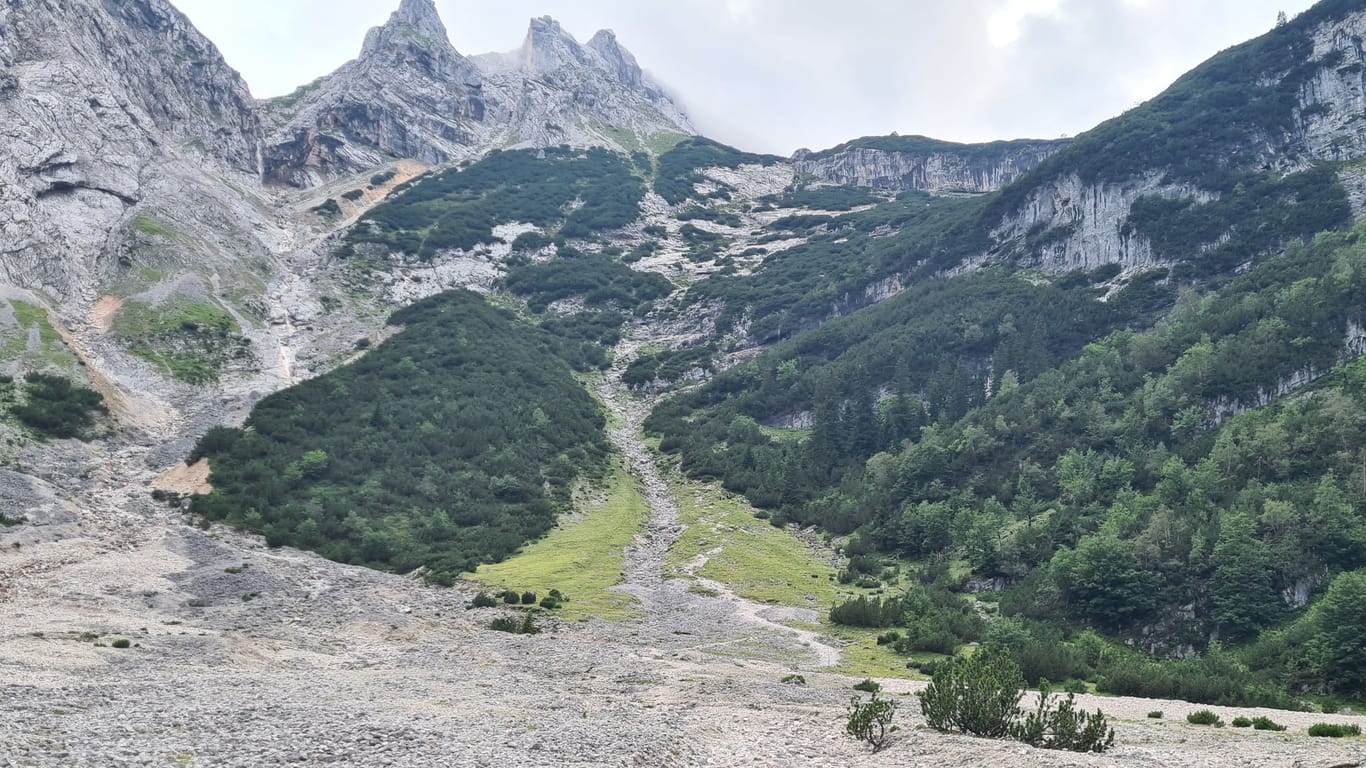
[264, 6, 693, 188]
[260, 0, 485, 187]
[0, 0, 269, 300]
[792, 136, 1066, 194]
[984, 5, 1366, 274]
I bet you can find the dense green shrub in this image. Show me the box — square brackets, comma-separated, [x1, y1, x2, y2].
[654, 137, 780, 205]
[190, 292, 609, 586]
[1250, 716, 1285, 731]
[471, 592, 497, 608]
[520, 591, 537, 605]
[1307, 723, 1361, 737]
[488, 612, 542, 635]
[10, 374, 107, 439]
[852, 678, 880, 693]
[1231, 716, 1252, 728]
[1187, 710, 1222, 726]
[1147, 711, 1163, 719]
[345, 147, 642, 260]
[1010, 682, 1114, 753]
[918, 649, 1025, 738]
[111, 639, 131, 649]
[341, 189, 364, 202]
[845, 692, 898, 753]
[503, 249, 672, 314]
[311, 198, 341, 217]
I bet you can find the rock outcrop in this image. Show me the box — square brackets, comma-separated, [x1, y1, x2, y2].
[792, 137, 1066, 194]
[979, 7, 1366, 275]
[260, 0, 486, 187]
[0, 0, 269, 299]
[264, 7, 694, 187]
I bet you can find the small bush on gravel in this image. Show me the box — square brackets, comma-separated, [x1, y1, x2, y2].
[1010, 682, 1115, 753]
[1187, 709, 1222, 726]
[1231, 716, 1252, 728]
[853, 678, 881, 693]
[111, 639, 131, 649]
[1307, 723, 1361, 737]
[1147, 711, 1163, 719]
[521, 591, 537, 605]
[539, 597, 560, 609]
[488, 617, 521, 633]
[489, 612, 542, 635]
[471, 592, 497, 608]
[500, 590, 520, 604]
[919, 649, 1025, 738]
[1250, 716, 1285, 731]
[845, 692, 898, 753]
[781, 674, 807, 686]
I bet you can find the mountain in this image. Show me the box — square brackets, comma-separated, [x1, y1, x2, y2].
[792, 135, 1069, 194]
[0, 0, 271, 300]
[984, 0, 1366, 272]
[7, 0, 1366, 760]
[263, 2, 693, 187]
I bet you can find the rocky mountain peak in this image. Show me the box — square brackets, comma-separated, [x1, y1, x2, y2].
[519, 15, 592, 75]
[391, 0, 447, 37]
[359, 0, 470, 79]
[587, 29, 645, 90]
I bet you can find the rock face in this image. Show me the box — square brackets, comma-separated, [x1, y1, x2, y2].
[792, 137, 1066, 194]
[0, 0, 268, 299]
[264, 6, 694, 187]
[980, 8, 1366, 275]
[1297, 8, 1366, 161]
[261, 0, 486, 187]
[473, 17, 694, 153]
[986, 172, 1219, 273]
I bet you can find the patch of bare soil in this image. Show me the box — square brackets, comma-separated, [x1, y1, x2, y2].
[152, 458, 212, 496]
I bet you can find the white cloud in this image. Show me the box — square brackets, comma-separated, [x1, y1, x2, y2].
[986, 0, 1061, 47]
[174, 0, 1318, 154]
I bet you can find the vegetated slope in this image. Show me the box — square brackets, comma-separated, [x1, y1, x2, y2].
[653, 137, 782, 205]
[653, 221, 1366, 702]
[340, 146, 644, 260]
[189, 290, 610, 584]
[641, 1, 1366, 705]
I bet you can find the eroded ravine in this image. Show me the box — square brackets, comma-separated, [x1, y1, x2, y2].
[596, 324, 841, 669]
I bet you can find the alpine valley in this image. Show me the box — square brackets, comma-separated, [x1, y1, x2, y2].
[2, 0, 1366, 765]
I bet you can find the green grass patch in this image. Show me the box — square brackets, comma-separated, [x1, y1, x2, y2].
[113, 298, 245, 384]
[757, 425, 812, 443]
[667, 474, 841, 609]
[3, 301, 79, 370]
[130, 216, 178, 238]
[828, 626, 924, 679]
[664, 470, 918, 678]
[469, 462, 647, 622]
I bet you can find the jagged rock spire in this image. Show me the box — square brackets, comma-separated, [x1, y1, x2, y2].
[587, 29, 643, 90]
[392, 0, 447, 38]
[362, 0, 455, 60]
[520, 16, 591, 75]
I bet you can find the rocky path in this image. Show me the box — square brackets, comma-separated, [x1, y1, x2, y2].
[594, 323, 841, 669]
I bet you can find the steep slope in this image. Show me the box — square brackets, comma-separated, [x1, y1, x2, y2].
[260, 0, 486, 187]
[473, 17, 694, 152]
[792, 135, 1068, 194]
[641, 0, 1366, 706]
[0, 0, 268, 300]
[985, 0, 1366, 271]
[263, 3, 693, 187]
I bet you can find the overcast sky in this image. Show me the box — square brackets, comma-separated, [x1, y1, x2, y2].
[174, 0, 1318, 155]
